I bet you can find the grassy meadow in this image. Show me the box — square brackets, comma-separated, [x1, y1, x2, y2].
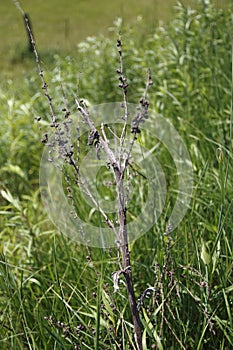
[0, 0, 233, 349]
[1, 0, 176, 76]
[0, 0, 230, 76]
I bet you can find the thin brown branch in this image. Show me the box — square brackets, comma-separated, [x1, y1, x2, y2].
[22, 12, 58, 125]
[117, 37, 130, 165]
[114, 41, 143, 346]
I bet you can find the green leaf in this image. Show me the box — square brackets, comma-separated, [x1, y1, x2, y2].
[200, 239, 210, 266]
[1, 164, 27, 180]
[142, 328, 149, 350]
[102, 289, 115, 325]
[142, 308, 163, 350]
[212, 238, 220, 274]
[0, 189, 22, 211]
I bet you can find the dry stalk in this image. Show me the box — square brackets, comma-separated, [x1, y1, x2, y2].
[19, 4, 153, 348]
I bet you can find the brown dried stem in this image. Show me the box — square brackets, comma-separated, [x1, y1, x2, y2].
[20, 5, 151, 347]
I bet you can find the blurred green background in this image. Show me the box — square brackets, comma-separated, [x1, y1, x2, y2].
[0, 0, 230, 77]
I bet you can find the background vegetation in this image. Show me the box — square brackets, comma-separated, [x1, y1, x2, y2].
[0, 1, 232, 349]
[0, 0, 229, 76]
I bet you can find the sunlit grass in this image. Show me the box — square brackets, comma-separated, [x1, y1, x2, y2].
[0, 0, 231, 79]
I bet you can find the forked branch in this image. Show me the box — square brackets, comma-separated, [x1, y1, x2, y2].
[19, 3, 153, 347]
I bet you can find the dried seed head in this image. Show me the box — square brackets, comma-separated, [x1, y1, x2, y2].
[116, 39, 121, 47]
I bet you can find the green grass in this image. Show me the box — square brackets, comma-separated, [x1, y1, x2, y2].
[1, 0, 161, 77]
[0, 1, 233, 349]
[0, 0, 230, 78]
